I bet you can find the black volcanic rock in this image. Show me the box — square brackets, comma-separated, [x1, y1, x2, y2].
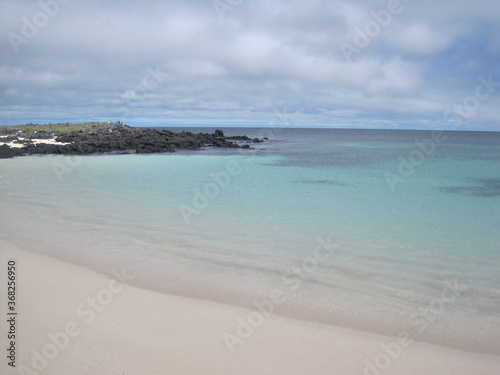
[0, 145, 20, 158]
[225, 135, 264, 143]
[0, 123, 264, 158]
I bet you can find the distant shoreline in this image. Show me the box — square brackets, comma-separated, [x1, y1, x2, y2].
[0, 121, 263, 159]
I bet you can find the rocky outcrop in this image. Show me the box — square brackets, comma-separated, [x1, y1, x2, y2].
[226, 135, 264, 143]
[0, 144, 21, 159]
[0, 123, 263, 157]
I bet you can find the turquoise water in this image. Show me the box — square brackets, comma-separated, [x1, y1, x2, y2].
[1, 128, 499, 352]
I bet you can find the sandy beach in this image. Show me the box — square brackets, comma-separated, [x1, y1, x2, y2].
[2, 0, 499, 372]
[0, 136, 71, 149]
[1, 239, 499, 375]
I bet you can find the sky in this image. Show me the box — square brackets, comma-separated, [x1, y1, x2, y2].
[0, 0, 499, 130]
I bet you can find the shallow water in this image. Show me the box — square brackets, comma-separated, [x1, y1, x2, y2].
[1, 128, 499, 353]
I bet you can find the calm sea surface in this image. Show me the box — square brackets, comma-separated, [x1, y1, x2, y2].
[1, 128, 499, 352]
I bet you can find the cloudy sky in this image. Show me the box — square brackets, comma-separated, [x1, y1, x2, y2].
[1, 0, 499, 130]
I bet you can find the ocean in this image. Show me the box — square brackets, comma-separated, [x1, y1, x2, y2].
[1, 128, 499, 353]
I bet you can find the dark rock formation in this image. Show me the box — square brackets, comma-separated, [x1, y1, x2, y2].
[0, 145, 21, 159]
[0, 123, 263, 158]
[226, 135, 264, 143]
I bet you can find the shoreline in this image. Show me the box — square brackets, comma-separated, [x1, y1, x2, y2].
[1, 190, 499, 358]
[1, 239, 499, 374]
[0, 122, 263, 158]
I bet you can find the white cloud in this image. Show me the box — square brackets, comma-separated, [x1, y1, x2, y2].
[0, 0, 498, 129]
[367, 58, 421, 95]
[386, 24, 453, 55]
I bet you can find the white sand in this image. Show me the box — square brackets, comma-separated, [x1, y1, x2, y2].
[0, 137, 71, 148]
[0, 239, 499, 375]
[0, 141, 24, 148]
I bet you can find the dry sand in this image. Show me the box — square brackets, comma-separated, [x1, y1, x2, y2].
[0, 137, 71, 148]
[1, 239, 499, 375]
